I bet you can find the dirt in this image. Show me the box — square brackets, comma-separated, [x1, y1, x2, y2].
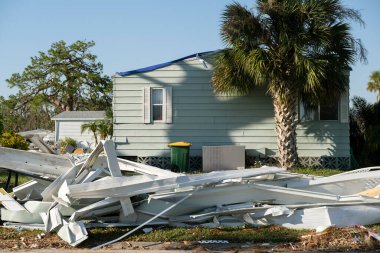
[0, 226, 379, 251]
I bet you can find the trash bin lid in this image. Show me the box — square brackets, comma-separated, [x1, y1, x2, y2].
[168, 141, 192, 147]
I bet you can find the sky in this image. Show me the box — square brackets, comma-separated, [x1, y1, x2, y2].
[1, 0, 380, 103]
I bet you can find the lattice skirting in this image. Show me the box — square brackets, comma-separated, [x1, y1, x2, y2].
[136, 156, 202, 170]
[135, 156, 350, 170]
[246, 156, 350, 169]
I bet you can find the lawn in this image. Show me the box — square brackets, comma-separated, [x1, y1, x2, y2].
[0, 170, 31, 190]
[290, 167, 345, 176]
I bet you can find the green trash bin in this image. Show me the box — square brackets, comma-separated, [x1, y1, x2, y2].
[168, 141, 192, 172]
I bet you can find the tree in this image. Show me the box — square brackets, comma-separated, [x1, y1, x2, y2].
[81, 109, 113, 145]
[81, 121, 99, 145]
[212, 0, 366, 168]
[100, 107, 114, 139]
[0, 95, 53, 132]
[7, 40, 112, 112]
[367, 71, 380, 102]
[96, 109, 113, 141]
[0, 112, 3, 133]
[350, 96, 380, 166]
[96, 120, 111, 140]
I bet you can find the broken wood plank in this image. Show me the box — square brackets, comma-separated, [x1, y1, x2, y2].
[41, 163, 82, 201]
[29, 135, 55, 154]
[66, 167, 285, 199]
[57, 220, 88, 246]
[0, 188, 26, 211]
[1, 209, 43, 223]
[287, 170, 380, 195]
[102, 140, 122, 177]
[0, 147, 71, 179]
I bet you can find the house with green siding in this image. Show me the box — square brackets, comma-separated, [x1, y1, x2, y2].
[112, 51, 350, 169]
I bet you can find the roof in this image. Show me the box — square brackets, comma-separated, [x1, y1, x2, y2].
[116, 50, 216, 77]
[51, 111, 106, 121]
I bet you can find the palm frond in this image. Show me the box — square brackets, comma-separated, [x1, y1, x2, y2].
[221, 2, 265, 49]
[212, 49, 254, 95]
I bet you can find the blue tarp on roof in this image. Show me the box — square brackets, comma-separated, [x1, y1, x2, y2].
[116, 51, 216, 76]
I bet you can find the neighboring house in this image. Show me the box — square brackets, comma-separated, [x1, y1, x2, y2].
[51, 111, 105, 143]
[112, 51, 350, 169]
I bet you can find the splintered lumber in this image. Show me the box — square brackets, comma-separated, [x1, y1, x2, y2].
[57, 220, 88, 246]
[5, 138, 380, 248]
[75, 140, 106, 182]
[63, 167, 286, 199]
[243, 204, 380, 229]
[190, 200, 380, 219]
[0, 188, 26, 211]
[117, 157, 178, 177]
[357, 186, 380, 197]
[1, 209, 43, 223]
[92, 187, 201, 250]
[41, 163, 82, 201]
[69, 198, 121, 221]
[287, 170, 380, 195]
[0, 147, 71, 179]
[102, 140, 122, 177]
[29, 135, 55, 154]
[13, 179, 50, 200]
[147, 182, 373, 215]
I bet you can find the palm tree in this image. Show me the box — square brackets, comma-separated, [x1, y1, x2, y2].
[367, 71, 380, 102]
[212, 0, 366, 168]
[350, 96, 380, 166]
[97, 108, 113, 140]
[96, 120, 112, 140]
[81, 121, 99, 145]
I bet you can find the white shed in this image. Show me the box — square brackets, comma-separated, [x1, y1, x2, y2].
[51, 111, 105, 143]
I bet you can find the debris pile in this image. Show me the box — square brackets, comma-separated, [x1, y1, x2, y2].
[1, 140, 380, 247]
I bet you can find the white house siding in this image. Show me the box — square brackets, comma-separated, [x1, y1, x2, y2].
[113, 55, 350, 168]
[56, 120, 98, 144]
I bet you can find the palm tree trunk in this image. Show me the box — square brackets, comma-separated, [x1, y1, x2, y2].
[272, 89, 298, 169]
[92, 130, 98, 145]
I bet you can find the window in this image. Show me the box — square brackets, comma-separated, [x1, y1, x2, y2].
[320, 100, 339, 120]
[299, 100, 339, 121]
[143, 87, 172, 124]
[152, 89, 163, 121]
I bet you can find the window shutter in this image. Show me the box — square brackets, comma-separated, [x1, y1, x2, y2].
[143, 87, 151, 123]
[165, 87, 173, 124]
[340, 90, 349, 123]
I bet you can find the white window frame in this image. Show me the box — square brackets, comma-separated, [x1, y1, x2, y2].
[299, 100, 342, 122]
[298, 90, 349, 123]
[151, 88, 165, 122]
[143, 87, 172, 124]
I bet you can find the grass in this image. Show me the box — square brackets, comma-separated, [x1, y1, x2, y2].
[131, 226, 308, 243]
[290, 167, 345, 176]
[0, 227, 42, 239]
[84, 225, 309, 245]
[0, 171, 31, 190]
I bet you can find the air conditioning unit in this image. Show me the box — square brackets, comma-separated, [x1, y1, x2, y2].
[202, 145, 245, 172]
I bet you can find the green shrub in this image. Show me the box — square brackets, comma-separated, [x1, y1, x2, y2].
[60, 137, 77, 154]
[0, 132, 29, 150]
